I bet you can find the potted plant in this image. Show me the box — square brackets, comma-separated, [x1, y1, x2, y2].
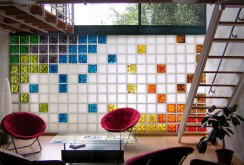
[196, 104, 244, 165]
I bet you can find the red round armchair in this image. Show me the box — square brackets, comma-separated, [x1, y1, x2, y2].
[1, 112, 46, 155]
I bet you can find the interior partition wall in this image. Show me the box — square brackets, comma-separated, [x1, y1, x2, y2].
[9, 34, 206, 134]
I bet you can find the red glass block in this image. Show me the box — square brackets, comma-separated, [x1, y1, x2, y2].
[178, 124, 186, 131]
[177, 104, 185, 112]
[196, 45, 203, 53]
[148, 84, 156, 93]
[187, 118, 196, 122]
[167, 104, 176, 113]
[157, 94, 166, 103]
[176, 35, 185, 43]
[157, 64, 166, 73]
[168, 114, 176, 123]
[157, 114, 166, 123]
[198, 117, 204, 122]
[197, 127, 207, 132]
[167, 124, 176, 132]
[187, 127, 196, 131]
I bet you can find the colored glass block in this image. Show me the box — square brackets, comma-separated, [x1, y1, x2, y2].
[20, 75, 29, 83]
[177, 114, 183, 122]
[88, 35, 97, 43]
[10, 65, 19, 74]
[69, 35, 77, 44]
[157, 64, 166, 73]
[59, 45, 67, 53]
[78, 55, 87, 63]
[30, 84, 39, 93]
[49, 55, 58, 63]
[40, 35, 48, 44]
[201, 74, 206, 83]
[10, 45, 19, 54]
[88, 45, 97, 53]
[88, 104, 97, 113]
[131, 126, 137, 132]
[196, 94, 206, 103]
[196, 45, 203, 53]
[30, 45, 38, 53]
[137, 124, 146, 132]
[39, 64, 48, 73]
[198, 109, 206, 113]
[88, 64, 97, 73]
[49, 45, 58, 53]
[176, 35, 185, 43]
[20, 45, 29, 54]
[20, 93, 29, 103]
[49, 35, 58, 44]
[190, 107, 196, 113]
[188, 118, 196, 122]
[59, 84, 68, 93]
[128, 64, 136, 74]
[167, 104, 176, 113]
[30, 64, 38, 73]
[168, 114, 176, 123]
[30, 35, 38, 44]
[69, 45, 77, 54]
[98, 35, 107, 44]
[20, 36, 29, 44]
[59, 113, 68, 122]
[157, 94, 166, 103]
[59, 35, 67, 43]
[137, 44, 146, 54]
[167, 124, 176, 132]
[59, 74, 68, 83]
[69, 55, 77, 63]
[148, 124, 156, 132]
[139, 114, 146, 123]
[157, 114, 166, 123]
[30, 55, 38, 63]
[108, 54, 117, 64]
[196, 54, 201, 62]
[78, 35, 87, 43]
[78, 74, 87, 83]
[10, 36, 19, 44]
[39, 55, 48, 63]
[39, 103, 48, 112]
[157, 124, 166, 133]
[78, 45, 87, 53]
[11, 85, 19, 93]
[20, 55, 29, 63]
[148, 84, 156, 93]
[49, 64, 58, 73]
[127, 84, 136, 93]
[39, 45, 48, 54]
[177, 84, 186, 93]
[187, 74, 194, 83]
[177, 104, 185, 112]
[59, 55, 67, 63]
[108, 104, 117, 112]
[10, 75, 19, 84]
[197, 127, 207, 132]
[20, 65, 29, 74]
[148, 114, 156, 123]
[10, 55, 19, 63]
[187, 127, 196, 131]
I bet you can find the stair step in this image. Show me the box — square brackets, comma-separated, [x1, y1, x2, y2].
[213, 38, 244, 43]
[219, 22, 244, 26]
[203, 71, 243, 74]
[223, 5, 244, 8]
[195, 96, 230, 99]
[189, 115, 206, 118]
[199, 84, 237, 87]
[191, 106, 223, 109]
[208, 56, 244, 59]
[183, 131, 209, 135]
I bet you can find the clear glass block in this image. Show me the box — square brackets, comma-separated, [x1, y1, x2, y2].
[176, 45, 185, 53]
[118, 75, 126, 83]
[98, 84, 106, 93]
[108, 65, 116, 73]
[59, 103, 68, 112]
[177, 93, 186, 102]
[167, 74, 176, 83]
[30, 104, 39, 113]
[147, 94, 156, 103]
[137, 84, 146, 93]
[118, 55, 126, 63]
[147, 75, 156, 83]
[29, 74, 38, 83]
[108, 75, 116, 83]
[49, 94, 58, 103]
[88, 94, 97, 102]
[167, 54, 175, 63]
[68, 84, 78, 93]
[69, 104, 78, 113]
[127, 55, 136, 63]
[167, 94, 176, 103]
[78, 94, 87, 103]
[128, 94, 136, 103]
[137, 75, 146, 83]
[127, 75, 136, 83]
[69, 94, 78, 103]
[177, 74, 186, 83]
[147, 104, 156, 113]
[166, 45, 175, 54]
[118, 94, 126, 103]
[39, 94, 49, 102]
[30, 94, 38, 102]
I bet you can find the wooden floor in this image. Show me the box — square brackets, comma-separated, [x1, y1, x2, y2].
[1, 135, 243, 165]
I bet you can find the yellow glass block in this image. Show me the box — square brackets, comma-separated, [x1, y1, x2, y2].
[128, 64, 136, 74]
[139, 114, 147, 123]
[10, 75, 19, 84]
[157, 124, 166, 133]
[20, 93, 29, 103]
[157, 94, 166, 103]
[30, 64, 39, 73]
[128, 84, 136, 93]
[157, 64, 166, 73]
[131, 126, 137, 132]
[137, 44, 146, 54]
[177, 114, 183, 122]
[10, 65, 19, 74]
[196, 45, 203, 53]
[167, 104, 176, 113]
[187, 74, 194, 83]
[167, 124, 176, 132]
[147, 84, 156, 93]
[39, 64, 48, 73]
[30, 55, 38, 63]
[20, 55, 29, 63]
[148, 124, 156, 133]
[20, 75, 29, 83]
[177, 84, 186, 93]
[148, 114, 156, 123]
[157, 114, 166, 123]
[20, 65, 29, 74]
[176, 35, 185, 43]
[137, 124, 146, 132]
[168, 114, 176, 123]
[177, 104, 185, 112]
[108, 104, 117, 112]
[11, 85, 19, 93]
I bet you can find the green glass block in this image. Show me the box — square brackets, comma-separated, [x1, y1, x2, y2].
[20, 93, 29, 103]
[39, 103, 48, 112]
[39, 64, 48, 73]
[30, 55, 38, 63]
[20, 55, 29, 63]
[11, 85, 19, 93]
[20, 65, 29, 73]
[10, 75, 19, 84]
[30, 35, 38, 44]
[20, 36, 29, 44]
[20, 45, 29, 54]
[10, 55, 19, 63]
[10, 65, 19, 74]
[20, 75, 29, 83]
[10, 36, 19, 44]
[30, 64, 38, 73]
[10, 45, 19, 54]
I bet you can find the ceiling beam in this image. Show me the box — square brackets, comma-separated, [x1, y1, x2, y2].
[34, 0, 216, 3]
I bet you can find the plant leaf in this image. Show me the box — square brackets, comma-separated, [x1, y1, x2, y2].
[231, 104, 238, 112]
[236, 115, 244, 122]
[232, 116, 240, 126]
[226, 128, 234, 135]
[223, 106, 230, 117]
[208, 105, 216, 113]
[201, 119, 209, 128]
[197, 139, 207, 153]
[213, 110, 222, 117]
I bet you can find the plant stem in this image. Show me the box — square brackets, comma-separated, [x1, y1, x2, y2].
[223, 137, 225, 150]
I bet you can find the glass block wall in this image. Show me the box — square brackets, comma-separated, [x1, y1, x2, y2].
[9, 34, 205, 134]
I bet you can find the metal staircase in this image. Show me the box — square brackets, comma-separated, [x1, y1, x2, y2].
[178, 4, 244, 141]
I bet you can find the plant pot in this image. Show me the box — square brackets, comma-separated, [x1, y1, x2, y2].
[216, 149, 234, 165]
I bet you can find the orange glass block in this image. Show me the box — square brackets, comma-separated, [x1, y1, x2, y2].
[167, 124, 176, 132]
[198, 109, 206, 113]
[187, 74, 194, 83]
[148, 124, 156, 132]
[157, 124, 166, 133]
[197, 127, 207, 132]
[147, 84, 156, 93]
[139, 114, 147, 123]
[148, 114, 156, 123]
[127, 84, 136, 93]
[197, 94, 206, 103]
[167, 114, 176, 123]
[157, 114, 166, 123]
[157, 64, 166, 73]
[137, 44, 146, 54]
[187, 127, 196, 131]
[176, 35, 185, 43]
[190, 108, 196, 113]
[188, 118, 196, 122]
[108, 104, 117, 112]
[196, 54, 201, 62]
[201, 74, 206, 83]
[177, 84, 186, 93]
[177, 114, 183, 122]
[128, 64, 136, 74]
[167, 104, 176, 113]
[137, 124, 146, 132]
[157, 94, 166, 103]
[177, 104, 185, 112]
[196, 45, 203, 53]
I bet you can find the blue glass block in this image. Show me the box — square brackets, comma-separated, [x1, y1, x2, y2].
[78, 45, 87, 53]
[59, 74, 68, 83]
[78, 55, 87, 63]
[78, 74, 87, 83]
[69, 45, 77, 54]
[59, 55, 67, 63]
[88, 35, 97, 44]
[98, 35, 107, 44]
[88, 64, 97, 73]
[59, 113, 68, 122]
[30, 84, 38, 93]
[88, 45, 97, 54]
[108, 54, 117, 64]
[59, 84, 68, 93]
[88, 104, 97, 113]
[69, 55, 77, 63]
[78, 35, 87, 44]
[49, 64, 58, 73]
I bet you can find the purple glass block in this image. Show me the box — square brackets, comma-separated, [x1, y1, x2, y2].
[49, 45, 58, 53]
[49, 55, 58, 63]
[78, 45, 87, 53]
[78, 35, 87, 44]
[69, 35, 77, 44]
[98, 35, 107, 44]
[59, 35, 67, 43]
[59, 74, 68, 83]
[69, 55, 77, 63]
[59, 84, 68, 93]
[88, 64, 97, 73]
[69, 45, 77, 54]
[30, 45, 38, 53]
[59, 113, 68, 122]
[88, 45, 97, 54]
[108, 54, 117, 64]
[78, 74, 87, 83]
[49, 35, 58, 44]
[30, 84, 38, 93]
[59, 45, 67, 53]
[59, 55, 67, 63]
[88, 104, 97, 113]
[78, 55, 87, 63]
[39, 55, 48, 63]
[88, 35, 97, 44]
[39, 45, 48, 54]
[49, 64, 58, 73]
[40, 35, 48, 44]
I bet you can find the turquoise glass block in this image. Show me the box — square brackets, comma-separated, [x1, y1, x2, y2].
[59, 84, 68, 93]
[59, 113, 68, 122]
[59, 55, 67, 63]
[88, 64, 97, 73]
[10, 55, 19, 63]
[59, 74, 68, 83]
[39, 64, 48, 73]
[20, 45, 29, 54]
[20, 36, 29, 44]
[59, 35, 67, 43]
[10, 45, 19, 54]
[20, 93, 29, 103]
[98, 35, 107, 44]
[78, 45, 87, 53]
[88, 45, 97, 54]
[20, 65, 29, 74]
[49, 64, 58, 73]
[78, 74, 87, 83]
[108, 54, 117, 64]
[39, 103, 48, 112]
[59, 45, 67, 53]
[30, 84, 38, 93]
[78, 55, 87, 63]
[10, 65, 19, 74]
[30, 35, 38, 44]
[88, 104, 97, 113]
[88, 35, 97, 43]
[69, 45, 77, 54]
[40, 35, 48, 44]
[10, 36, 19, 44]
[69, 55, 77, 63]
[69, 35, 77, 44]
[78, 35, 87, 43]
